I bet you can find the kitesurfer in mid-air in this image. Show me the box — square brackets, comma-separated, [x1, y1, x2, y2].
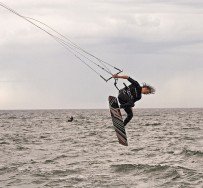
[112, 74, 155, 126]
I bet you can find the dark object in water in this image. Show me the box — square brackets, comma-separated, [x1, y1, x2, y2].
[68, 116, 73, 122]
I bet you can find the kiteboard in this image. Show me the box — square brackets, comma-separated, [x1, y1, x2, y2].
[108, 96, 128, 146]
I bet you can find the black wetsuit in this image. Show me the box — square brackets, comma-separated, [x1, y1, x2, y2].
[118, 77, 142, 126]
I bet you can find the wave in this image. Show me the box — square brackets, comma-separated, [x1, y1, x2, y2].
[54, 154, 67, 159]
[43, 155, 68, 164]
[0, 165, 19, 175]
[110, 163, 203, 185]
[111, 163, 169, 174]
[8, 116, 17, 119]
[167, 148, 203, 157]
[33, 169, 79, 178]
[131, 148, 144, 152]
[144, 122, 161, 126]
[16, 145, 29, 151]
[0, 141, 10, 145]
[182, 148, 203, 157]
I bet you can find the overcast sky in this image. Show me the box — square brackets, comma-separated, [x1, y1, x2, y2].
[0, 0, 203, 109]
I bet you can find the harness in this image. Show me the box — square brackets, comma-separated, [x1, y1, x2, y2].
[115, 80, 133, 100]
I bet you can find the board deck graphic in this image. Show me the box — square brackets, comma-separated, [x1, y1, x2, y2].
[108, 96, 128, 146]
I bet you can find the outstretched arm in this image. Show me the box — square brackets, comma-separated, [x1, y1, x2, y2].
[112, 74, 129, 79]
[113, 74, 141, 88]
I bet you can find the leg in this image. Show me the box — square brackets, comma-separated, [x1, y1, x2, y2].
[123, 107, 133, 126]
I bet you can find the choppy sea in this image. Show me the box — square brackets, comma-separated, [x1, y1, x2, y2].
[0, 108, 202, 188]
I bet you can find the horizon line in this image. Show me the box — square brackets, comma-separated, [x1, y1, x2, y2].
[0, 107, 203, 111]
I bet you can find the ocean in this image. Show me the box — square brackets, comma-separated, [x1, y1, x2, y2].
[0, 109, 202, 188]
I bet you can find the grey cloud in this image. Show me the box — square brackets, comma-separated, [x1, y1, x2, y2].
[1, 0, 203, 109]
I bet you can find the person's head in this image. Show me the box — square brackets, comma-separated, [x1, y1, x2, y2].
[141, 83, 155, 95]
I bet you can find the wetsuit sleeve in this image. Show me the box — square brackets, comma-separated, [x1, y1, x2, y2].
[128, 77, 141, 88]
